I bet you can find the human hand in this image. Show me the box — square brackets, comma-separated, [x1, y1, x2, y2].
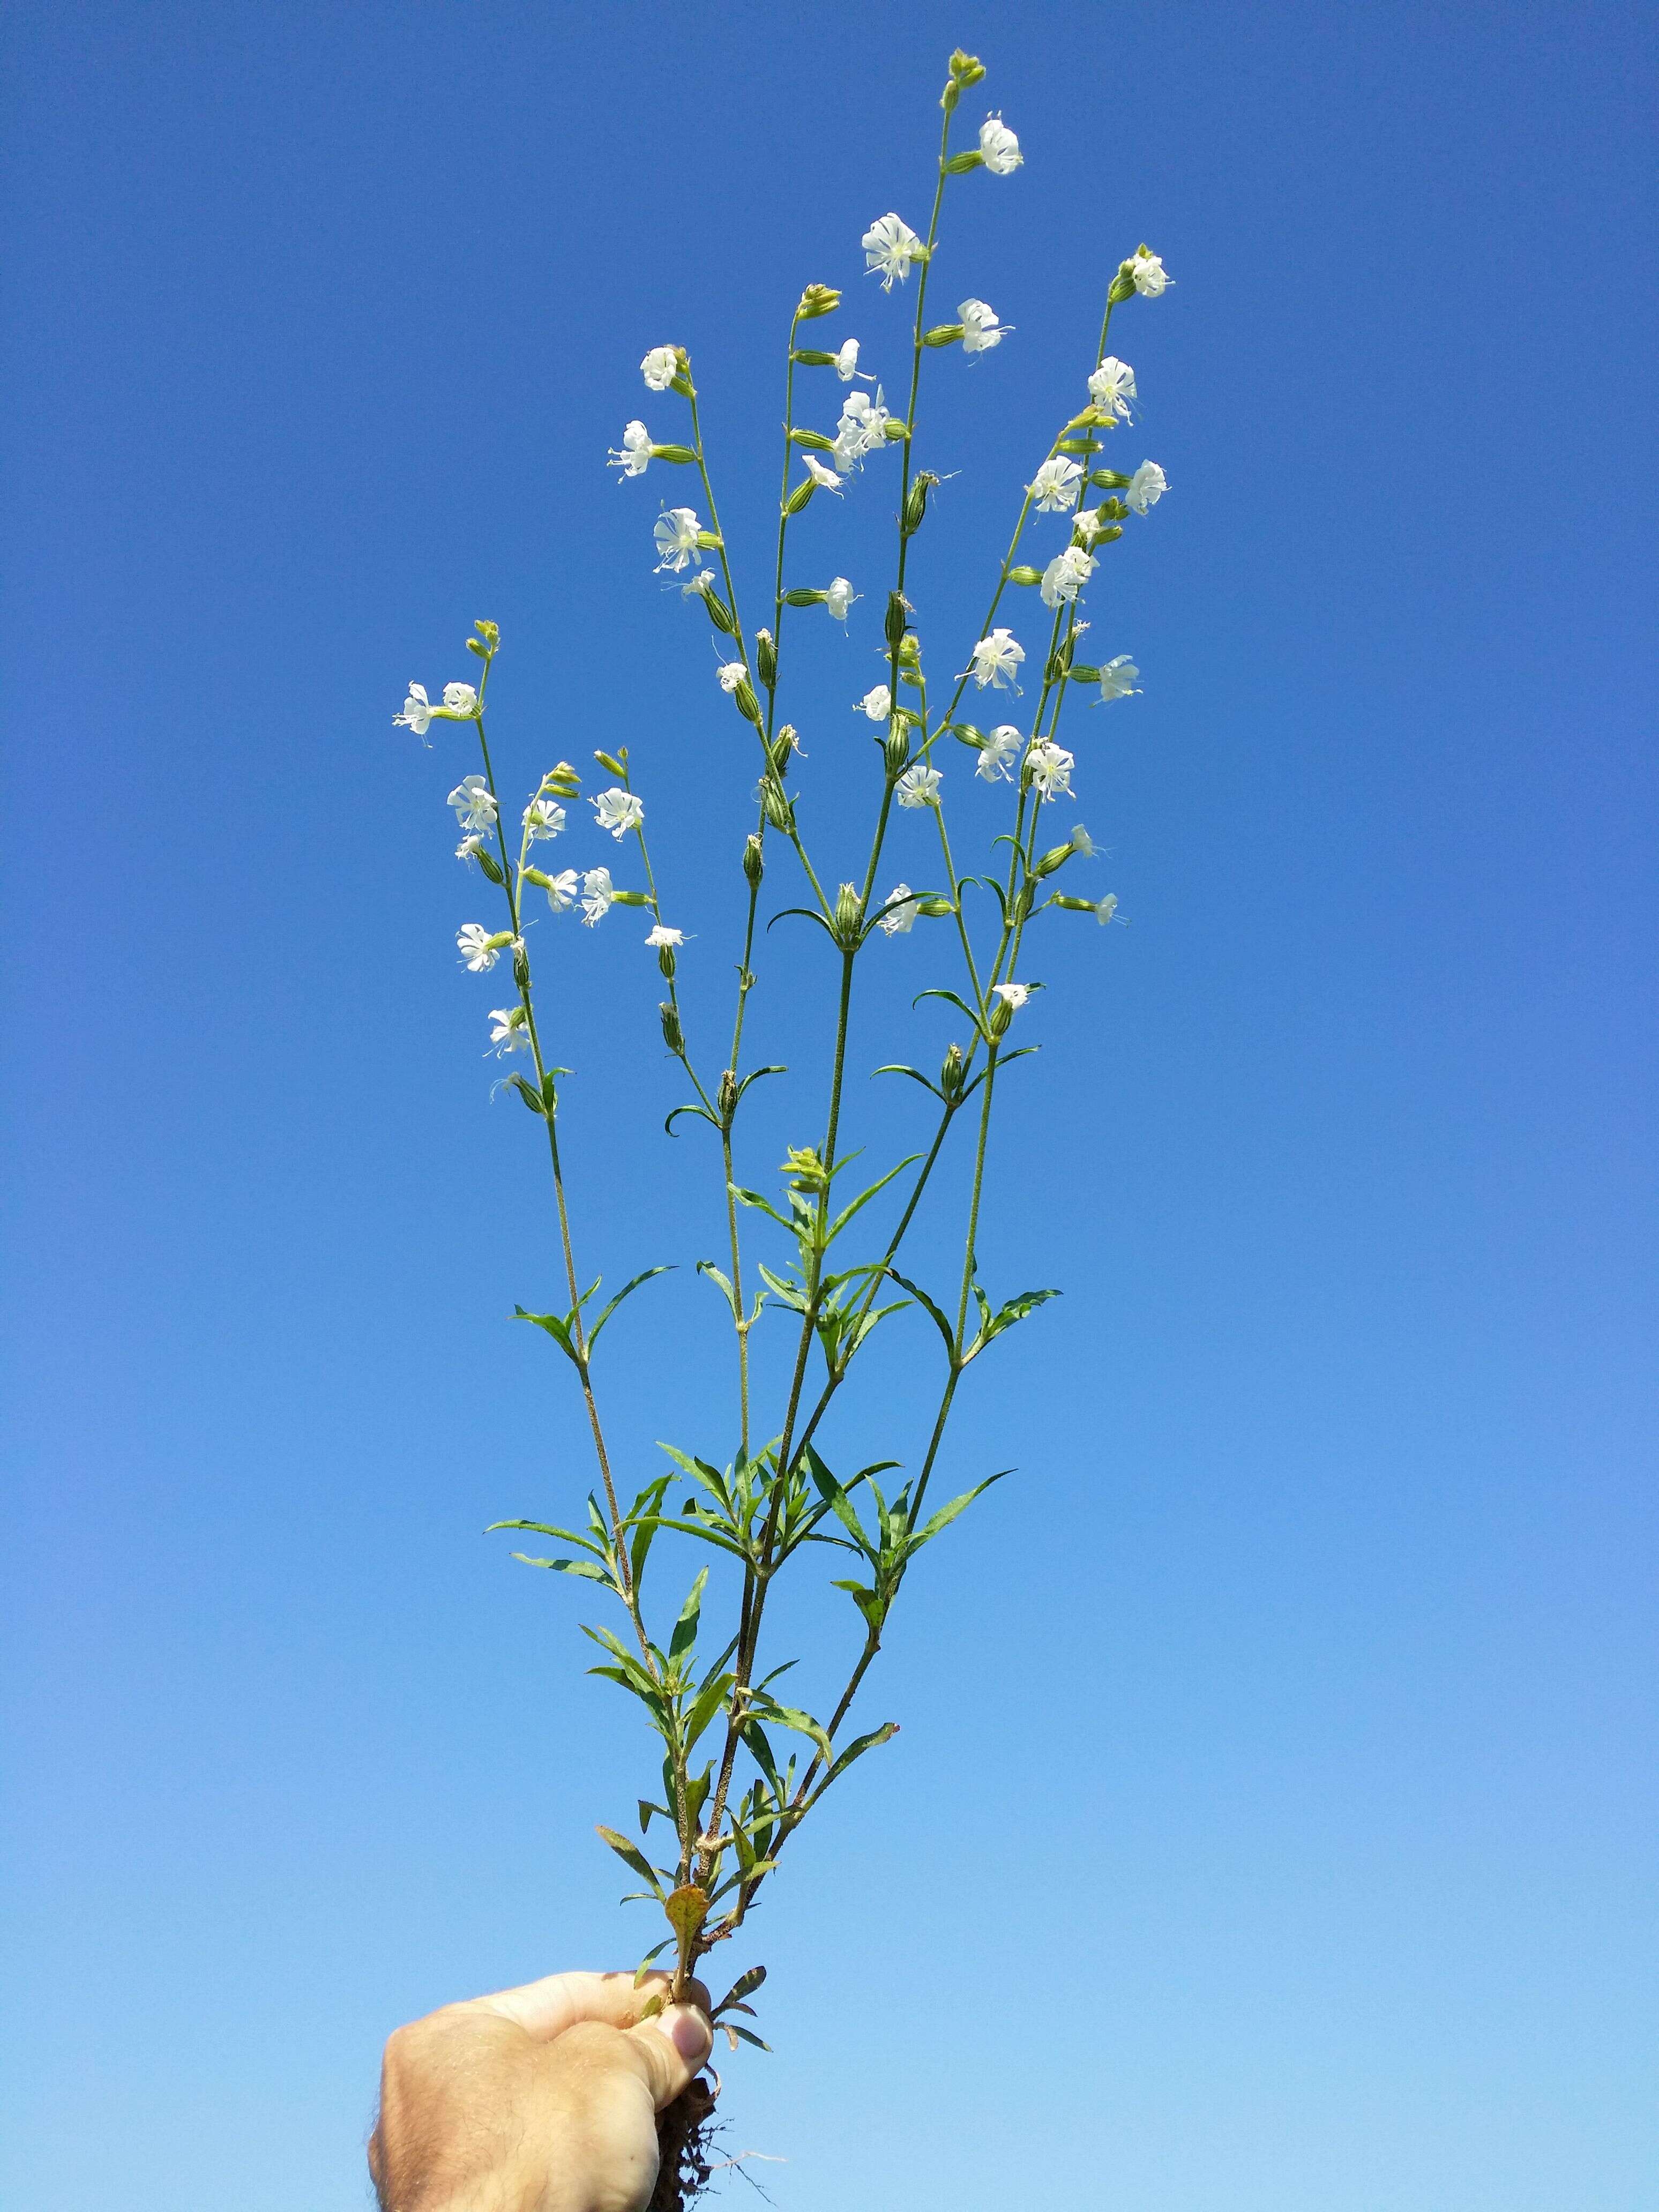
[369, 1967, 714, 2212]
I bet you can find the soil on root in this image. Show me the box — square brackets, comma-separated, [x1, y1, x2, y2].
[651, 2075, 720, 2212]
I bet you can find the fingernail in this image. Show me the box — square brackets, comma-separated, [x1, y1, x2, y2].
[664, 2004, 712, 2064]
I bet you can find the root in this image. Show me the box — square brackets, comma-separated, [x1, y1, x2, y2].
[651, 2074, 720, 2212]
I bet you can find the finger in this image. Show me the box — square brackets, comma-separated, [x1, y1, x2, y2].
[463, 1968, 712, 2042]
[623, 2004, 714, 2111]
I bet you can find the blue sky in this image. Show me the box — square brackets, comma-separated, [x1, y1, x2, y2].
[3, 3, 1655, 2208]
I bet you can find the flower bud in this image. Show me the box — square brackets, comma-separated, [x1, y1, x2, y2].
[923, 323, 965, 347]
[755, 630, 777, 688]
[718, 1067, 739, 1119]
[1007, 564, 1042, 586]
[545, 761, 581, 795]
[512, 943, 531, 989]
[1090, 469, 1132, 490]
[1108, 264, 1138, 306]
[466, 636, 488, 659]
[651, 443, 698, 464]
[941, 151, 983, 175]
[1036, 841, 1079, 877]
[767, 729, 794, 777]
[950, 48, 987, 84]
[657, 941, 677, 980]
[474, 619, 500, 648]
[792, 348, 837, 366]
[896, 631, 922, 668]
[883, 417, 910, 442]
[703, 586, 737, 634]
[902, 470, 940, 537]
[916, 895, 955, 916]
[476, 848, 505, 885]
[987, 996, 1015, 1038]
[760, 778, 795, 832]
[884, 590, 909, 648]
[611, 888, 651, 907]
[743, 831, 765, 886]
[734, 681, 763, 725]
[939, 1043, 966, 1101]
[659, 1001, 684, 1053]
[1068, 663, 1102, 684]
[521, 865, 553, 889]
[884, 720, 911, 777]
[797, 283, 841, 320]
[789, 427, 838, 452]
[506, 1071, 546, 1115]
[784, 478, 816, 515]
[595, 750, 626, 775]
[833, 881, 865, 946]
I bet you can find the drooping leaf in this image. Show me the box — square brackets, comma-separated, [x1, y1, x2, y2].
[823, 1719, 900, 1787]
[513, 1304, 584, 1371]
[663, 1884, 711, 1944]
[712, 1964, 768, 2018]
[596, 1825, 668, 1898]
[887, 1269, 958, 1362]
[510, 1552, 610, 1581]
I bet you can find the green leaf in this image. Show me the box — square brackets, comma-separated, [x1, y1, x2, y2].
[911, 1471, 1010, 1551]
[873, 1063, 944, 1100]
[729, 1183, 794, 1231]
[695, 1260, 739, 1318]
[669, 1567, 709, 1663]
[824, 1719, 900, 1787]
[596, 1825, 668, 1899]
[683, 1670, 734, 1752]
[633, 1938, 674, 1985]
[723, 2021, 773, 2052]
[712, 1964, 768, 2017]
[485, 1518, 607, 1558]
[751, 1695, 833, 1764]
[826, 1154, 923, 1247]
[887, 1269, 958, 1362]
[666, 1100, 720, 1137]
[510, 1552, 609, 1581]
[513, 1304, 584, 1371]
[588, 1265, 674, 1350]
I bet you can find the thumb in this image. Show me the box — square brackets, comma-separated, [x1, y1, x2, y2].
[624, 2002, 713, 2111]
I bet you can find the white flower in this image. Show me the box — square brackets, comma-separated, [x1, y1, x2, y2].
[1098, 654, 1141, 703]
[834, 338, 865, 382]
[645, 924, 684, 948]
[395, 682, 433, 737]
[969, 629, 1025, 690]
[1126, 461, 1168, 515]
[457, 924, 503, 972]
[825, 577, 856, 621]
[447, 775, 498, 833]
[976, 724, 1022, 781]
[641, 345, 679, 391]
[959, 298, 1009, 355]
[896, 764, 943, 808]
[1041, 545, 1096, 608]
[488, 1005, 528, 1055]
[1070, 825, 1098, 858]
[1025, 740, 1074, 802]
[804, 453, 844, 492]
[1088, 356, 1137, 420]
[593, 787, 644, 840]
[858, 683, 892, 721]
[544, 868, 579, 913]
[1094, 893, 1120, 925]
[1027, 457, 1083, 513]
[878, 884, 917, 935]
[991, 981, 1030, 1011]
[455, 832, 486, 864]
[608, 420, 653, 477]
[443, 683, 479, 716]
[681, 568, 716, 600]
[833, 387, 891, 474]
[717, 660, 749, 693]
[522, 797, 566, 840]
[862, 212, 925, 290]
[979, 114, 1023, 175]
[580, 866, 615, 925]
[653, 506, 703, 572]
[1128, 250, 1170, 297]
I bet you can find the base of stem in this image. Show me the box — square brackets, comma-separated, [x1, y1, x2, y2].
[651, 2074, 720, 2212]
